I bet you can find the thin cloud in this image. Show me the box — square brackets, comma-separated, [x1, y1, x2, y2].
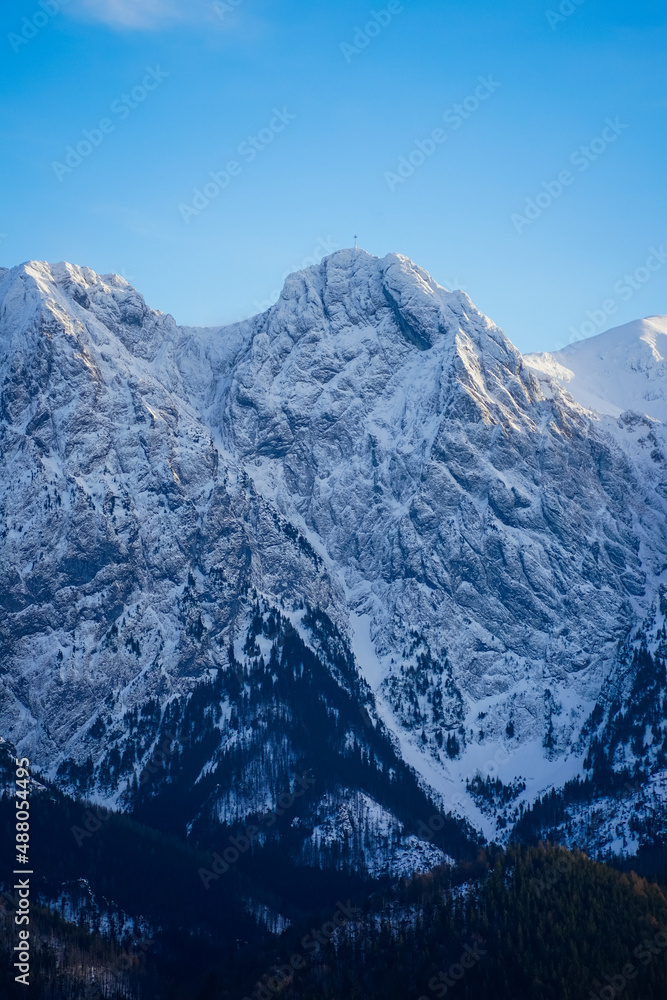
[70, 0, 216, 29]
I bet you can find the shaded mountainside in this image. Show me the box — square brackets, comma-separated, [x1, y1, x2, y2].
[260, 846, 667, 1000]
[2, 809, 667, 1000]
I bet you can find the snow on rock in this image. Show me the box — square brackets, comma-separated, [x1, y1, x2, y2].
[302, 788, 450, 878]
[525, 316, 667, 421]
[218, 250, 667, 813]
[2, 252, 667, 857]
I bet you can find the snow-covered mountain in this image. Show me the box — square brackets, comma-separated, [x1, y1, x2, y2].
[1, 252, 666, 868]
[526, 316, 667, 421]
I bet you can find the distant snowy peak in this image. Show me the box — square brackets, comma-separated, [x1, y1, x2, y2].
[525, 316, 667, 422]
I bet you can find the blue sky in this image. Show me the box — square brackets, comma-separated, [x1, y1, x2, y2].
[1, 0, 665, 352]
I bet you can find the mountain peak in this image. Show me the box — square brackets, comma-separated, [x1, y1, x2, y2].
[0, 258, 180, 369]
[2, 259, 132, 298]
[268, 248, 518, 364]
[526, 315, 667, 421]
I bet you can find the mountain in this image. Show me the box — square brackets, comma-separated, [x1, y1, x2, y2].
[520, 318, 667, 858]
[214, 252, 667, 842]
[0, 259, 471, 900]
[1, 253, 667, 880]
[526, 316, 667, 420]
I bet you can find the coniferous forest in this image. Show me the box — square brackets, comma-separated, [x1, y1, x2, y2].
[2, 772, 667, 999]
[2, 613, 667, 998]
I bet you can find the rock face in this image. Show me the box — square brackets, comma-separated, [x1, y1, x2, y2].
[217, 253, 667, 806]
[0, 262, 337, 760]
[1, 252, 667, 860]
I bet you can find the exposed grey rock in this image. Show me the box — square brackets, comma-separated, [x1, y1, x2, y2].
[1, 253, 667, 857]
